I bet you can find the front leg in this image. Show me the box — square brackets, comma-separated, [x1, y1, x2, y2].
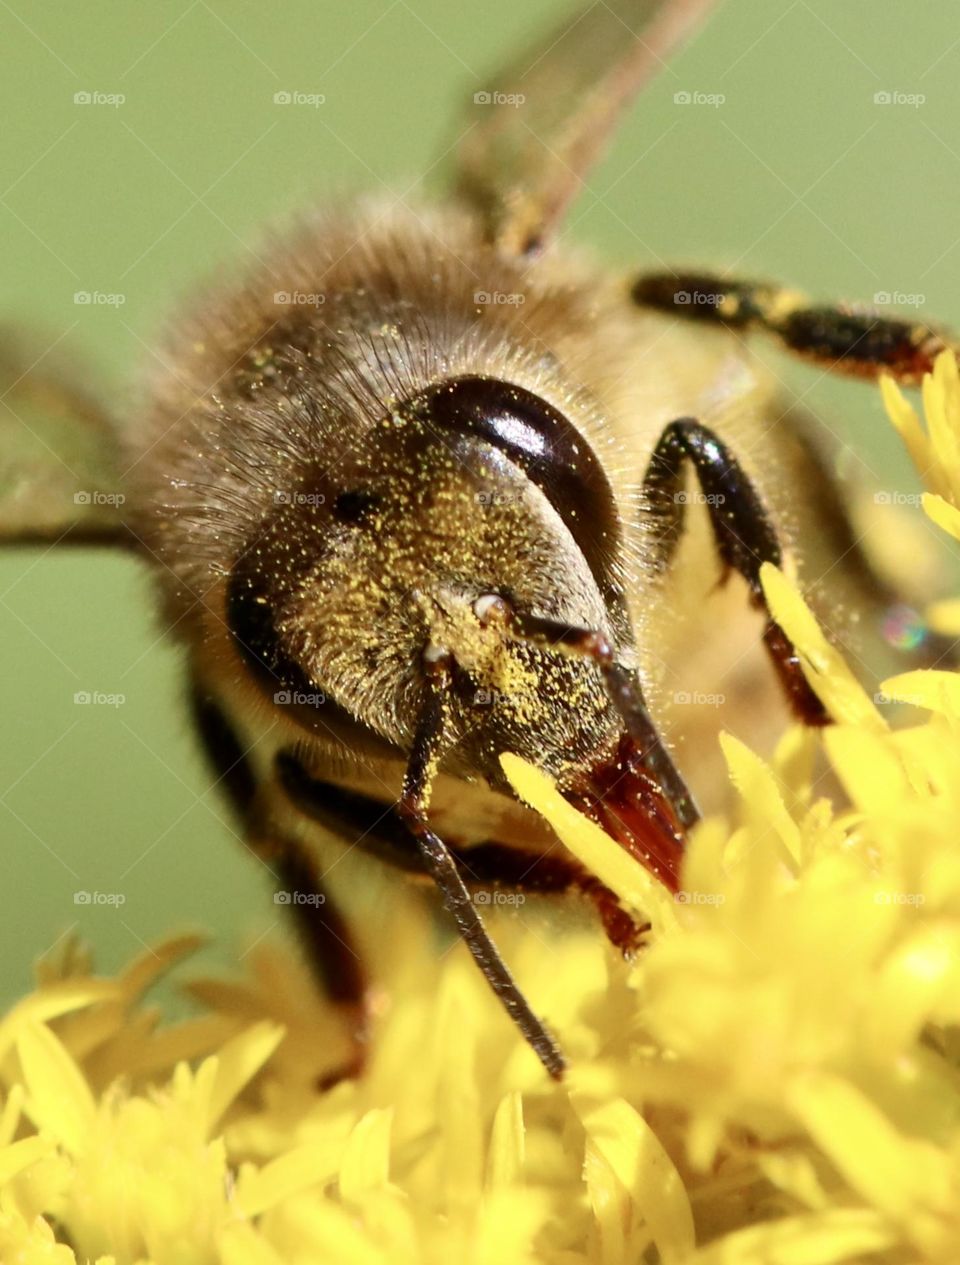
[632, 272, 951, 385]
[643, 420, 828, 726]
[190, 690, 370, 1083]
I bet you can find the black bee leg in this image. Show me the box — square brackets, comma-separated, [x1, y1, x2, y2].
[631, 272, 954, 386]
[251, 825, 370, 1087]
[450, 844, 651, 956]
[275, 754, 649, 955]
[642, 419, 828, 725]
[399, 650, 566, 1080]
[190, 689, 369, 1084]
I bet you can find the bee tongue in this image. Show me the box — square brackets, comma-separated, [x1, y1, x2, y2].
[563, 734, 686, 894]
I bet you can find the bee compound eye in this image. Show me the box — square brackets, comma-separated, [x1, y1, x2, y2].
[406, 376, 624, 613]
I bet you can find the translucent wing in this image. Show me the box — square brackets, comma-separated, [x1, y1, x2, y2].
[453, 0, 718, 255]
[0, 333, 125, 544]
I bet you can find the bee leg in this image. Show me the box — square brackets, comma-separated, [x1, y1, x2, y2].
[451, 845, 650, 955]
[642, 419, 829, 725]
[630, 272, 953, 386]
[190, 690, 369, 1084]
[253, 826, 370, 1087]
[399, 651, 566, 1079]
[275, 754, 648, 955]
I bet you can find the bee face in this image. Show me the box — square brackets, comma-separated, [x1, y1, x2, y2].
[224, 365, 627, 789]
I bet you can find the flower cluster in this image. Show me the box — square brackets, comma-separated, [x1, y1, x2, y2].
[4, 357, 960, 1263]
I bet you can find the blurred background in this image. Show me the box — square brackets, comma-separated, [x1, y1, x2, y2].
[1, 0, 957, 1004]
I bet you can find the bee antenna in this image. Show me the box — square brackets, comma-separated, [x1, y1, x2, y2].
[473, 595, 701, 831]
[397, 646, 566, 1079]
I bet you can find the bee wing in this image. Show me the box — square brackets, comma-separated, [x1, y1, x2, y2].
[453, 0, 718, 255]
[0, 333, 125, 544]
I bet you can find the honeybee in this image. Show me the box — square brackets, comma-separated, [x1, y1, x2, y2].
[3, 0, 954, 1079]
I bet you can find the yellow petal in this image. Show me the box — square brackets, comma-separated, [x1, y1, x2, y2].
[880, 668, 960, 718]
[487, 1091, 524, 1190]
[925, 595, 960, 634]
[760, 564, 886, 731]
[234, 1141, 343, 1217]
[16, 1021, 96, 1155]
[720, 732, 801, 868]
[686, 1208, 893, 1265]
[572, 1091, 695, 1260]
[206, 1020, 285, 1133]
[788, 1072, 950, 1226]
[923, 490, 960, 541]
[500, 753, 676, 932]
[339, 1107, 392, 1204]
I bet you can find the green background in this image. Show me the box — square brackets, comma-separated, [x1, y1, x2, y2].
[1, 0, 956, 1004]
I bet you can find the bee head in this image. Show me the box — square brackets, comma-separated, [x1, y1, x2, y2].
[227, 376, 635, 778]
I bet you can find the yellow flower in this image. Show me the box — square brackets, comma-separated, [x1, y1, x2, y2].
[5, 353, 960, 1263]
